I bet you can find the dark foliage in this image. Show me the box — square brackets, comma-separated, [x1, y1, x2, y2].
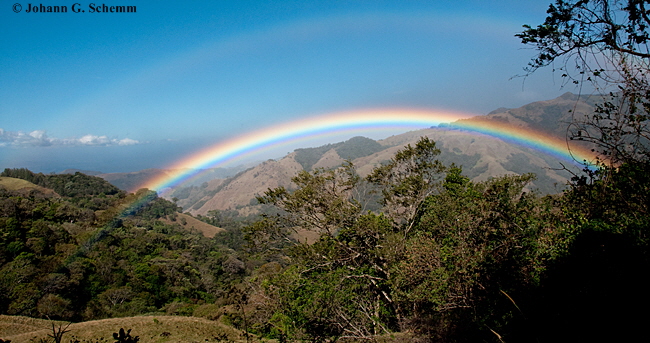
[1, 168, 122, 197]
[0, 171, 246, 322]
[511, 2, 650, 341]
[113, 328, 139, 343]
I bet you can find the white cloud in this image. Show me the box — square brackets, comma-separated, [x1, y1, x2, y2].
[117, 138, 139, 146]
[75, 134, 111, 146]
[0, 129, 53, 147]
[0, 128, 141, 147]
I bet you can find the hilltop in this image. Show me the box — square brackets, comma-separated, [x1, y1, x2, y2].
[478, 92, 600, 135]
[0, 177, 59, 197]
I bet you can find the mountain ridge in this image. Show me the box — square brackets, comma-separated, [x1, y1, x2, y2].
[84, 93, 596, 215]
[164, 92, 595, 215]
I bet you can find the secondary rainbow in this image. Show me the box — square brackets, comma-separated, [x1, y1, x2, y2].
[139, 108, 598, 193]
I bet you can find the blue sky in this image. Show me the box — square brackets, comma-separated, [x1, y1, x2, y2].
[1, 0, 572, 173]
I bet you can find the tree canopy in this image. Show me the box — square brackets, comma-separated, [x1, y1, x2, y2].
[518, 0, 650, 165]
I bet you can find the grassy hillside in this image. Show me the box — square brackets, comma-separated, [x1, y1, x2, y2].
[0, 315, 66, 338]
[0, 177, 42, 191]
[0, 177, 58, 196]
[1, 169, 122, 197]
[0, 315, 248, 343]
[0, 173, 247, 324]
[162, 213, 225, 238]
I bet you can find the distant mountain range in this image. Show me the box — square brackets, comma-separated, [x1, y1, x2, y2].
[61, 165, 251, 193]
[94, 92, 600, 216]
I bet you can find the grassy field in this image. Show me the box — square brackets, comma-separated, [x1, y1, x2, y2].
[0, 177, 58, 196]
[165, 213, 225, 238]
[0, 315, 252, 343]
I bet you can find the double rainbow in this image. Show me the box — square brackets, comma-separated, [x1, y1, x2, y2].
[138, 108, 597, 194]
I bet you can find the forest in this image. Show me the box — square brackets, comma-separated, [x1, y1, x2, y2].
[0, 169, 250, 321]
[2, 134, 648, 342]
[2, 0, 650, 342]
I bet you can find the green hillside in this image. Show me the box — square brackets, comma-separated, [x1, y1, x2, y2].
[0, 170, 247, 325]
[1, 168, 121, 197]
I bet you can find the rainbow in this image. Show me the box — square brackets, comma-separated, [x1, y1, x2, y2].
[138, 108, 598, 194]
[447, 117, 598, 166]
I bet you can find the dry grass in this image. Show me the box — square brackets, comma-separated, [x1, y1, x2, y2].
[1, 315, 255, 343]
[0, 177, 37, 190]
[0, 177, 58, 196]
[0, 315, 66, 338]
[163, 213, 225, 238]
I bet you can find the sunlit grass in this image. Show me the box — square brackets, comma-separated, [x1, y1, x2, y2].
[1, 315, 249, 343]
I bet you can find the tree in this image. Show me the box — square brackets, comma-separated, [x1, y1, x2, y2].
[247, 140, 448, 341]
[366, 137, 446, 232]
[517, 0, 650, 240]
[388, 169, 555, 340]
[249, 161, 362, 251]
[518, 0, 650, 74]
[37, 294, 72, 319]
[47, 321, 72, 343]
[517, 0, 650, 165]
[517, 3, 650, 341]
[247, 139, 555, 341]
[249, 161, 395, 341]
